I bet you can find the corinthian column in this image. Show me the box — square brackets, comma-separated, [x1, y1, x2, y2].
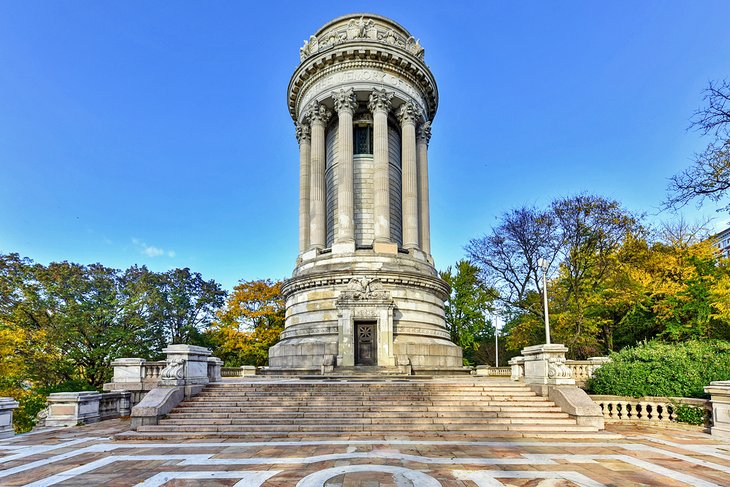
[417, 121, 432, 255]
[296, 121, 312, 254]
[368, 89, 394, 249]
[332, 88, 358, 248]
[398, 101, 419, 250]
[308, 103, 331, 250]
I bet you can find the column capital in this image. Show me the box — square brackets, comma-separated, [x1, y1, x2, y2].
[332, 88, 358, 114]
[368, 89, 394, 114]
[397, 101, 420, 125]
[295, 121, 311, 143]
[307, 103, 332, 126]
[417, 120, 432, 144]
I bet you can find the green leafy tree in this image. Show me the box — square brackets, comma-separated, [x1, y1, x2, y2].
[146, 268, 226, 345]
[440, 260, 497, 364]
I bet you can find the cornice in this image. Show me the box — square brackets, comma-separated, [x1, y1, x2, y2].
[288, 41, 438, 123]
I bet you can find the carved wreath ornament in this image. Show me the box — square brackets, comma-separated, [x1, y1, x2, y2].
[161, 359, 186, 380]
[300, 16, 425, 61]
[341, 277, 390, 301]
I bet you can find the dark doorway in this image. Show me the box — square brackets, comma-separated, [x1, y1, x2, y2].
[355, 321, 377, 366]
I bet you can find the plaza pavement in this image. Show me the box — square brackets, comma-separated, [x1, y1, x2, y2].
[0, 419, 728, 486]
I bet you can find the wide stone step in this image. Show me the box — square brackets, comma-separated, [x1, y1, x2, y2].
[179, 397, 549, 408]
[174, 404, 564, 414]
[138, 422, 595, 433]
[166, 410, 569, 420]
[158, 417, 578, 426]
[191, 392, 540, 400]
[117, 430, 620, 441]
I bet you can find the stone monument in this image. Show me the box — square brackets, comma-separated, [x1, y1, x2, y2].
[267, 13, 464, 374]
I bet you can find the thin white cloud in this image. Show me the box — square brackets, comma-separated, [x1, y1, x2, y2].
[132, 238, 175, 258]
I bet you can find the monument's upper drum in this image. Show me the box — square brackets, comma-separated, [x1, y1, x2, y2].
[287, 14, 438, 123]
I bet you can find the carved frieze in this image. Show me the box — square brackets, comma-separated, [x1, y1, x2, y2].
[299, 16, 425, 63]
[338, 277, 391, 301]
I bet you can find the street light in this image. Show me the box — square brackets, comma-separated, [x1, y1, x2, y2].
[494, 313, 499, 367]
[537, 257, 551, 345]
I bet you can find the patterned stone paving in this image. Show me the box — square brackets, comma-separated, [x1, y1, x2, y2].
[0, 420, 728, 486]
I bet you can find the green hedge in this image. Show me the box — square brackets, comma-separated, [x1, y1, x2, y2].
[587, 339, 730, 399]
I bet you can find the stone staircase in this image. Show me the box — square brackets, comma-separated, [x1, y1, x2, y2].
[118, 379, 612, 440]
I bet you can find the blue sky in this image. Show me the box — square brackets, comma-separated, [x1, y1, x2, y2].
[1, 1, 729, 291]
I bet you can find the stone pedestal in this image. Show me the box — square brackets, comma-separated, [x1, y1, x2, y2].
[111, 357, 146, 383]
[45, 391, 101, 427]
[207, 357, 223, 383]
[160, 344, 211, 388]
[0, 397, 19, 439]
[705, 381, 730, 440]
[509, 356, 525, 381]
[521, 344, 574, 386]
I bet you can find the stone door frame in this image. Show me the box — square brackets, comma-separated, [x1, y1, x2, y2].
[336, 297, 395, 367]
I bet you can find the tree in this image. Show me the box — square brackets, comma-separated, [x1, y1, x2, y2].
[209, 279, 285, 366]
[440, 260, 497, 364]
[146, 268, 226, 345]
[666, 80, 730, 213]
[550, 195, 643, 354]
[465, 206, 560, 318]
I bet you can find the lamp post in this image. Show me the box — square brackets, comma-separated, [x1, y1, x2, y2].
[494, 313, 499, 368]
[537, 257, 551, 345]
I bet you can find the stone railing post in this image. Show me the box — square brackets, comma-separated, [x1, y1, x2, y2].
[45, 392, 102, 427]
[0, 397, 19, 439]
[509, 356, 524, 381]
[207, 357, 223, 383]
[111, 358, 146, 384]
[705, 381, 730, 440]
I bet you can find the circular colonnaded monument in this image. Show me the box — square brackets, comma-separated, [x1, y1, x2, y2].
[267, 13, 465, 374]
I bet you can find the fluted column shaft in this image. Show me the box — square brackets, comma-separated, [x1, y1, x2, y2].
[417, 121, 432, 254]
[296, 122, 312, 254]
[369, 89, 394, 244]
[333, 89, 358, 245]
[308, 104, 331, 250]
[398, 102, 419, 249]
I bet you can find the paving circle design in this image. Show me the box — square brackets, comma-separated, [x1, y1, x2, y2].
[297, 465, 442, 487]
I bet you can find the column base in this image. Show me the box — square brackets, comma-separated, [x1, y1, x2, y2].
[373, 241, 398, 254]
[332, 241, 356, 254]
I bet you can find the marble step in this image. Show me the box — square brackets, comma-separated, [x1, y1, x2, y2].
[166, 410, 569, 419]
[139, 422, 596, 433]
[175, 404, 563, 413]
[158, 417, 578, 426]
[116, 430, 621, 441]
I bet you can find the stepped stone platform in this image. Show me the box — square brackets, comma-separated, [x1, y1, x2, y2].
[118, 377, 616, 441]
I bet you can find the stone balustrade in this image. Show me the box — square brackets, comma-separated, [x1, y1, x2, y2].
[44, 391, 132, 427]
[509, 356, 610, 384]
[0, 397, 19, 438]
[705, 381, 730, 440]
[590, 395, 712, 427]
[143, 361, 167, 380]
[221, 366, 258, 377]
[474, 366, 511, 377]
